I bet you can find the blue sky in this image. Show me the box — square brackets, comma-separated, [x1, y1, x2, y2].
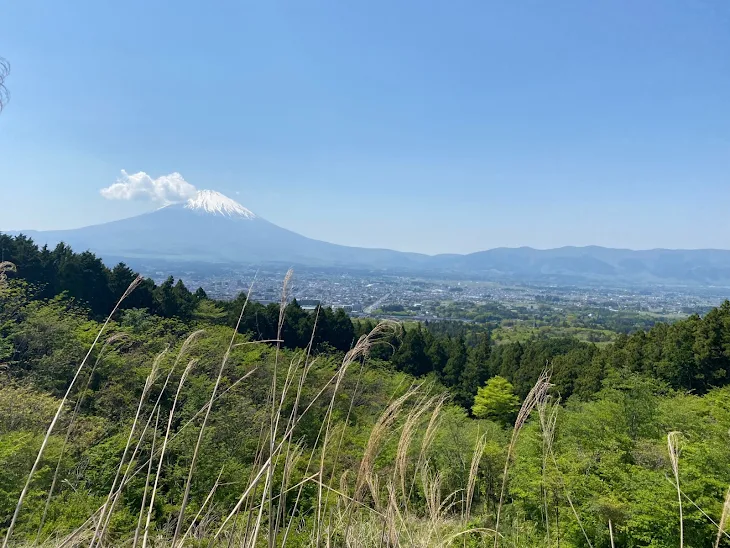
[1, 0, 728, 254]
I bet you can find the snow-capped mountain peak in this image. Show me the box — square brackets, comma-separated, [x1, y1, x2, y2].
[184, 190, 256, 219]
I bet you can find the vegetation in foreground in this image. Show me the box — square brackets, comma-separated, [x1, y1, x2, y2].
[2, 239, 730, 545]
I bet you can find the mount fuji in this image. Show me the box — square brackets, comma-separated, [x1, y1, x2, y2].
[9, 189, 730, 285]
[13, 190, 430, 269]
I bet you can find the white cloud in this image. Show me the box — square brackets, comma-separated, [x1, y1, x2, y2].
[100, 170, 198, 204]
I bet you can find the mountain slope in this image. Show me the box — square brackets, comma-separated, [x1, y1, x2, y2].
[444, 246, 730, 284]
[9, 191, 730, 285]
[14, 191, 430, 269]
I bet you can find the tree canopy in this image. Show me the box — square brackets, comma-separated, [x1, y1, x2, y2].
[472, 376, 520, 424]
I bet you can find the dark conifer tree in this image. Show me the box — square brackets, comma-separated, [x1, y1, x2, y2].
[442, 336, 467, 388]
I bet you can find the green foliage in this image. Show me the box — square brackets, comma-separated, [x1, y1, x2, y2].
[8, 235, 730, 411]
[192, 299, 226, 322]
[442, 336, 467, 388]
[7, 235, 730, 545]
[471, 376, 520, 424]
[392, 325, 431, 376]
[0, 385, 59, 432]
[457, 332, 491, 408]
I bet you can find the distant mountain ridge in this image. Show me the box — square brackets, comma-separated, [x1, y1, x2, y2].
[430, 246, 730, 285]
[8, 190, 730, 286]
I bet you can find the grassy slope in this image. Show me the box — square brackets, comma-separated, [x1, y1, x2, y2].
[2, 283, 730, 546]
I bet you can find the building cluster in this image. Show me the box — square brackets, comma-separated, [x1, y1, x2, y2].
[146, 265, 727, 320]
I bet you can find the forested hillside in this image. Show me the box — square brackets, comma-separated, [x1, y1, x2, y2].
[5, 234, 730, 407]
[2, 234, 730, 546]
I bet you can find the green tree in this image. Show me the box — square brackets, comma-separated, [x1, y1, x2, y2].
[172, 278, 195, 319]
[108, 263, 137, 299]
[472, 376, 520, 425]
[193, 300, 227, 323]
[154, 276, 195, 319]
[281, 299, 310, 348]
[392, 326, 431, 376]
[426, 337, 448, 375]
[457, 332, 491, 407]
[442, 336, 467, 387]
[331, 307, 356, 351]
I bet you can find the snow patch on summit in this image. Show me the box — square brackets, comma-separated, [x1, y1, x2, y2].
[185, 190, 256, 218]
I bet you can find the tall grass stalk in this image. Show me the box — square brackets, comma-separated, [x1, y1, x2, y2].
[666, 479, 730, 541]
[715, 485, 730, 548]
[419, 463, 463, 545]
[286, 318, 392, 546]
[422, 465, 443, 522]
[494, 369, 552, 548]
[280, 340, 326, 545]
[96, 339, 202, 540]
[342, 382, 421, 542]
[537, 395, 559, 544]
[668, 431, 684, 548]
[354, 383, 420, 503]
[465, 432, 489, 523]
[536, 392, 593, 547]
[609, 519, 615, 548]
[55, 366, 259, 548]
[251, 438, 277, 547]
[215, 323, 398, 542]
[394, 391, 438, 511]
[2, 275, 143, 548]
[176, 465, 225, 547]
[235, 281, 294, 548]
[265, 269, 292, 548]
[272, 435, 305, 544]
[315, 327, 393, 545]
[35, 332, 128, 545]
[171, 279, 255, 546]
[142, 358, 197, 548]
[407, 394, 446, 503]
[90, 344, 172, 547]
[280, 321, 392, 545]
[133, 407, 159, 548]
[321, 356, 368, 538]
[270, 354, 309, 540]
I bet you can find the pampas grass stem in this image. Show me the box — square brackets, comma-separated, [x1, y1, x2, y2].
[2, 275, 142, 548]
[171, 278, 255, 546]
[494, 369, 551, 548]
[668, 431, 684, 548]
[133, 407, 160, 548]
[142, 358, 196, 548]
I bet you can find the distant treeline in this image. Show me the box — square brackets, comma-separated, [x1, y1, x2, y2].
[4, 233, 730, 410]
[0, 234, 357, 350]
